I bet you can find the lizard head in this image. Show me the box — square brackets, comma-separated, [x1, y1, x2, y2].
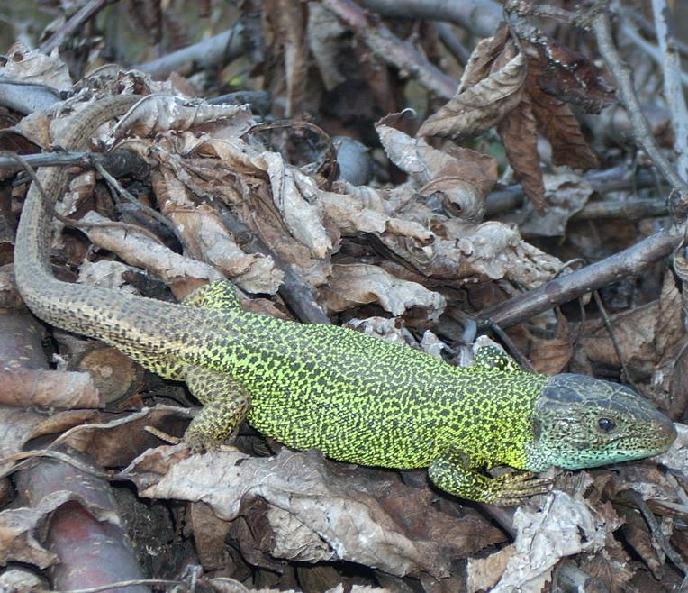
[527, 373, 676, 470]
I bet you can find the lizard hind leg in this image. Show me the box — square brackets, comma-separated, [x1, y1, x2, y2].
[111, 282, 241, 379]
[183, 280, 241, 311]
[183, 365, 251, 451]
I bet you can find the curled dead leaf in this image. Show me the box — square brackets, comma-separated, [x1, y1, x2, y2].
[319, 263, 446, 320]
[418, 43, 525, 141]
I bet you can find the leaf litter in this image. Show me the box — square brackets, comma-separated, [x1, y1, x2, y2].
[0, 7, 685, 593]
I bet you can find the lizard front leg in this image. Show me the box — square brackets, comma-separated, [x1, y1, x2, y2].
[183, 365, 251, 451]
[428, 448, 552, 505]
[181, 280, 251, 450]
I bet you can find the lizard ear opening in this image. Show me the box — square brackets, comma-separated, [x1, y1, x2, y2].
[531, 417, 542, 439]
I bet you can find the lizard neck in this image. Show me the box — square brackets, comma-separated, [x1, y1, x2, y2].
[442, 368, 549, 470]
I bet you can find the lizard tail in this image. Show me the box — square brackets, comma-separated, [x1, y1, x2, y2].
[14, 95, 212, 357]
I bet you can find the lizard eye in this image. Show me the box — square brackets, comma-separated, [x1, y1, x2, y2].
[597, 417, 616, 433]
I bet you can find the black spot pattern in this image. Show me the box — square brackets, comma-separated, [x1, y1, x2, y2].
[13, 98, 678, 504]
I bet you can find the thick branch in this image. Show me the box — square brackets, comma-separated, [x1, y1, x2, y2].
[356, 0, 502, 37]
[136, 25, 245, 79]
[479, 228, 682, 328]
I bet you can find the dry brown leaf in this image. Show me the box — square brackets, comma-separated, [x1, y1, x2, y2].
[502, 172, 594, 238]
[582, 274, 684, 379]
[497, 93, 545, 210]
[344, 316, 416, 348]
[126, 447, 504, 579]
[60, 406, 191, 468]
[1, 42, 72, 90]
[148, 132, 333, 286]
[579, 534, 635, 593]
[0, 407, 99, 476]
[266, 153, 335, 259]
[457, 24, 510, 91]
[325, 182, 561, 288]
[0, 505, 57, 568]
[111, 95, 253, 140]
[153, 171, 284, 294]
[528, 55, 599, 170]
[418, 42, 525, 140]
[79, 210, 224, 295]
[616, 507, 664, 578]
[580, 302, 657, 375]
[190, 502, 234, 571]
[0, 369, 102, 409]
[319, 263, 446, 319]
[466, 545, 515, 593]
[442, 145, 499, 197]
[529, 314, 573, 374]
[530, 39, 615, 114]
[77, 260, 140, 295]
[655, 271, 683, 358]
[377, 116, 496, 221]
[0, 569, 45, 592]
[656, 423, 688, 479]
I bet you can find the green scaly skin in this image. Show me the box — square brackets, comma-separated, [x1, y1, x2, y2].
[14, 97, 677, 505]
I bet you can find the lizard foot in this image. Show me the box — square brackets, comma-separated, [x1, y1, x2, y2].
[485, 471, 553, 506]
[184, 427, 232, 454]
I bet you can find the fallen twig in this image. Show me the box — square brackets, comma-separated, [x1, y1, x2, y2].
[436, 22, 471, 65]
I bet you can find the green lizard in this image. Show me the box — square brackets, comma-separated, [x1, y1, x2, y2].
[14, 95, 677, 505]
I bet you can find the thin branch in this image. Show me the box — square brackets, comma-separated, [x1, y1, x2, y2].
[478, 228, 682, 328]
[0, 150, 106, 173]
[323, 0, 457, 98]
[217, 205, 331, 324]
[592, 290, 638, 389]
[94, 161, 181, 243]
[485, 165, 658, 217]
[651, 0, 688, 181]
[623, 6, 688, 59]
[43, 579, 182, 593]
[619, 20, 688, 88]
[436, 23, 471, 65]
[591, 6, 688, 193]
[40, 0, 110, 54]
[623, 489, 688, 577]
[571, 198, 667, 221]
